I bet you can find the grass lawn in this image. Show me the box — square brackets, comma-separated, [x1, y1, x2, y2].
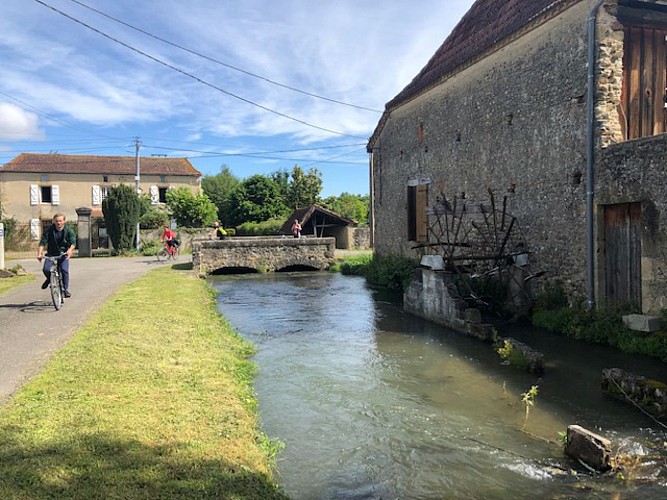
[0, 274, 33, 295]
[0, 266, 289, 499]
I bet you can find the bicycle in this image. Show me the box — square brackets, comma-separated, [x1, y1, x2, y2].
[40, 253, 67, 311]
[156, 241, 179, 261]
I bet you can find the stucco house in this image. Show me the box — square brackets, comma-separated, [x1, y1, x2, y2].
[0, 153, 201, 246]
[367, 0, 667, 315]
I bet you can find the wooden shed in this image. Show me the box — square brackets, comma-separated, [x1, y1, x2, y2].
[280, 205, 355, 249]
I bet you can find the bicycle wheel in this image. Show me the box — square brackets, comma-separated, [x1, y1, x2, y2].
[50, 270, 63, 310]
[156, 247, 168, 261]
[170, 246, 179, 260]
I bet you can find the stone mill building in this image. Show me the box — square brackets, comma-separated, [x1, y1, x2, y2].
[367, 0, 667, 314]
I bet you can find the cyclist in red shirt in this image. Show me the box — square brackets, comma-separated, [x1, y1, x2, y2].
[160, 225, 178, 255]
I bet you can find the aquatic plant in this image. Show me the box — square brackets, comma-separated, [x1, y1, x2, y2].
[520, 385, 539, 430]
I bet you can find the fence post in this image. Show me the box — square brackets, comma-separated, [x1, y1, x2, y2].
[0, 222, 4, 270]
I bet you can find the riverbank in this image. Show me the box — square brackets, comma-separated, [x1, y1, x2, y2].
[0, 266, 288, 499]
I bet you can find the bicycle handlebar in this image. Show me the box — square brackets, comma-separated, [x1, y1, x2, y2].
[39, 252, 68, 263]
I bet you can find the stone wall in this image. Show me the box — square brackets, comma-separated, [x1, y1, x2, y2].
[193, 236, 336, 274]
[597, 135, 667, 312]
[370, 1, 667, 311]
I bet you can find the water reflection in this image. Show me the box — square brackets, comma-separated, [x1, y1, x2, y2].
[211, 272, 666, 499]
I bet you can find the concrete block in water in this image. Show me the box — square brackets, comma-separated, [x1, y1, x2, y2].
[565, 425, 612, 472]
[622, 314, 660, 332]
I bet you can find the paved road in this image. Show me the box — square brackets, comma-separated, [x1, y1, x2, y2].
[0, 256, 171, 405]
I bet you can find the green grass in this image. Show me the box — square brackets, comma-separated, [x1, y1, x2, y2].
[0, 267, 289, 499]
[0, 274, 34, 295]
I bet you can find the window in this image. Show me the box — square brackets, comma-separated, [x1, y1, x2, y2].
[407, 183, 428, 243]
[41, 186, 52, 203]
[101, 186, 109, 201]
[159, 187, 168, 203]
[620, 26, 667, 140]
[160, 175, 167, 183]
[103, 175, 108, 183]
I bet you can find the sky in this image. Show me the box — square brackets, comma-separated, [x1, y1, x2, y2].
[0, 0, 476, 198]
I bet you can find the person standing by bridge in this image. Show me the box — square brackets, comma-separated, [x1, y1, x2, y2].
[291, 219, 302, 238]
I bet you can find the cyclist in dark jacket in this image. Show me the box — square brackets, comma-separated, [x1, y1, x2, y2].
[37, 212, 76, 297]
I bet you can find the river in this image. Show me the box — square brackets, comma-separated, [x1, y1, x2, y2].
[210, 272, 666, 499]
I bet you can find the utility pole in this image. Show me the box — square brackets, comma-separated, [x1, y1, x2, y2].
[135, 137, 142, 250]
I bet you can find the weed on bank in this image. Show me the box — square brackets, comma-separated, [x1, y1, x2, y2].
[0, 266, 288, 499]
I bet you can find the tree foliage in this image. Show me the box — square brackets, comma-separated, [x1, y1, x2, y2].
[229, 175, 289, 225]
[102, 184, 141, 252]
[322, 192, 369, 225]
[286, 165, 322, 209]
[165, 187, 218, 228]
[201, 166, 240, 227]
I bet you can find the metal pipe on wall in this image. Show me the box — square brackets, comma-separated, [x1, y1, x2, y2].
[586, 0, 605, 310]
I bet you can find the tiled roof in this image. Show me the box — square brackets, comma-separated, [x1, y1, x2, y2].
[279, 205, 354, 234]
[0, 153, 201, 177]
[386, 0, 579, 109]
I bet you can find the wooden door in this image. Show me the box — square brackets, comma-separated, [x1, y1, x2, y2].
[603, 203, 642, 308]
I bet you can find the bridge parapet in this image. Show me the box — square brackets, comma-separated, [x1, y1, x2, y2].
[193, 236, 336, 274]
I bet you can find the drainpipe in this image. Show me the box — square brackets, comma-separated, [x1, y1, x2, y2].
[586, 0, 605, 310]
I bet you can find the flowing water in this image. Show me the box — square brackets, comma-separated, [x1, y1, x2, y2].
[211, 272, 667, 499]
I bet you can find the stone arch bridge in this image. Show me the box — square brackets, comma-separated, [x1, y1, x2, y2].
[192, 236, 336, 274]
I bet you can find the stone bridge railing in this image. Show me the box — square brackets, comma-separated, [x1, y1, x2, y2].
[192, 236, 336, 274]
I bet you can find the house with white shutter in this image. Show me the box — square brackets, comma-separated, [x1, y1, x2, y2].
[0, 153, 201, 246]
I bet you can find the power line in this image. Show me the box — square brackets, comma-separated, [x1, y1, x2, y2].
[33, 0, 368, 140]
[143, 144, 367, 165]
[64, 0, 382, 114]
[0, 90, 127, 141]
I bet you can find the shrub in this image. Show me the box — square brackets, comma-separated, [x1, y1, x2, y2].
[0, 217, 33, 251]
[102, 184, 141, 252]
[140, 208, 169, 229]
[531, 303, 667, 362]
[235, 219, 283, 236]
[140, 239, 161, 256]
[365, 254, 417, 292]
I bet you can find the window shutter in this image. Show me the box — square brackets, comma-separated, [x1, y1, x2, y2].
[150, 185, 159, 205]
[30, 219, 40, 240]
[416, 184, 428, 243]
[51, 185, 60, 205]
[92, 185, 101, 205]
[30, 184, 38, 205]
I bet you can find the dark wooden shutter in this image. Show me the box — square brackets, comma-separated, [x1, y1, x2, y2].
[407, 185, 416, 241]
[621, 27, 667, 140]
[416, 184, 428, 243]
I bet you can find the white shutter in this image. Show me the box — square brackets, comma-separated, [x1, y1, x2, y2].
[92, 185, 101, 205]
[51, 185, 60, 205]
[30, 219, 40, 240]
[30, 184, 38, 205]
[150, 185, 159, 205]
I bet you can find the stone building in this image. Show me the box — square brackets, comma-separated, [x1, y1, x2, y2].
[367, 0, 667, 314]
[0, 153, 201, 247]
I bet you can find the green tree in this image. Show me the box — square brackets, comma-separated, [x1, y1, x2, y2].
[102, 184, 141, 252]
[322, 192, 369, 225]
[165, 187, 218, 228]
[201, 166, 240, 227]
[229, 175, 288, 225]
[286, 165, 322, 209]
[270, 169, 290, 205]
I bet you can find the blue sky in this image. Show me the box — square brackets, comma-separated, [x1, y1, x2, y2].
[0, 0, 475, 197]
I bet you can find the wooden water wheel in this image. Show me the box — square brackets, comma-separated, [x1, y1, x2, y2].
[422, 188, 542, 314]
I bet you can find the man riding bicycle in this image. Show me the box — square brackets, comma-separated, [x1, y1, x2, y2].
[160, 225, 178, 255]
[37, 212, 76, 298]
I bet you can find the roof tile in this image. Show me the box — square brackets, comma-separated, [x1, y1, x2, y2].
[0, 153, 201, 177]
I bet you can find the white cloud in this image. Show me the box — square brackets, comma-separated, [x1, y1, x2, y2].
[0, 103, 43, 141]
